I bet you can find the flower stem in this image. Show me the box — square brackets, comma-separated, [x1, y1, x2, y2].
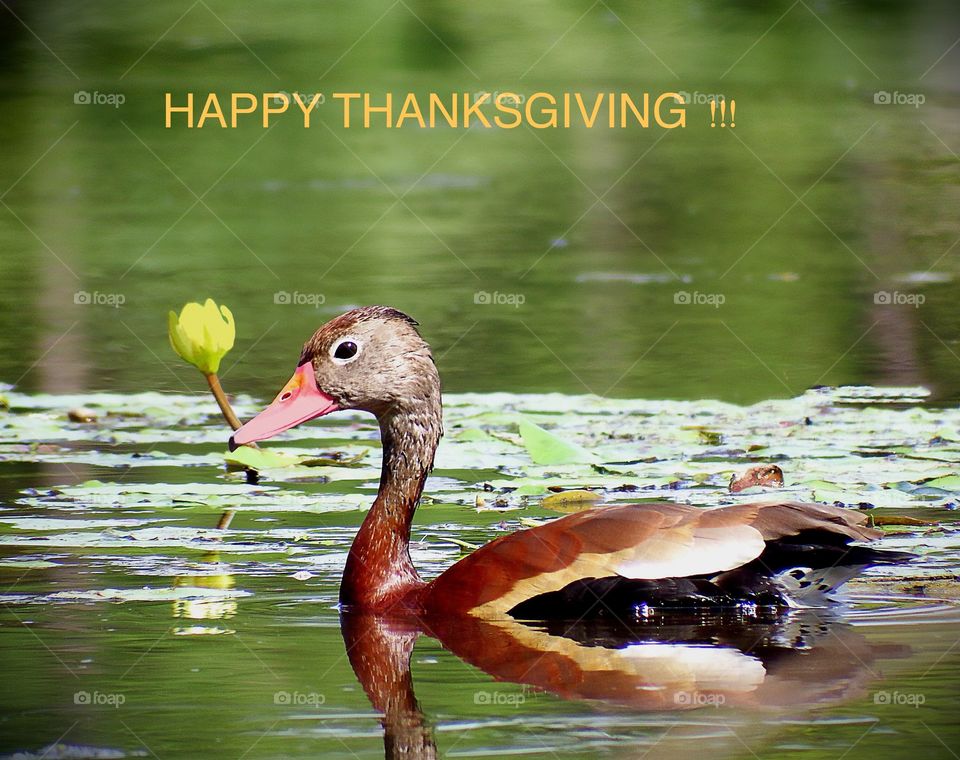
[203, 373, 254, 531]
[205, 372, 243, 431]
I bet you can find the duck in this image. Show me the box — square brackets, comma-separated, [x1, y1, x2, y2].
[229, 305, 905, 619]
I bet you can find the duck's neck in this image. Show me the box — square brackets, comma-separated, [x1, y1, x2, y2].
[340, 399, 442, 612]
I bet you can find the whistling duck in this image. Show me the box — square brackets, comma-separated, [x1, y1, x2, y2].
[229, 306, 905, 619]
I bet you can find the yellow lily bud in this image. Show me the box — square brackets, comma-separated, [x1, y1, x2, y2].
[168, 299, 235, 374]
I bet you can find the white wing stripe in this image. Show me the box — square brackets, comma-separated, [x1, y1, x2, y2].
[614, 525, 766, 579]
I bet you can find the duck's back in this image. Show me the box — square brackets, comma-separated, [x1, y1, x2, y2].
[422, 500, 902, 619]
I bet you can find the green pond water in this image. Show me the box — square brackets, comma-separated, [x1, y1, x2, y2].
[1, 0, 959, 758]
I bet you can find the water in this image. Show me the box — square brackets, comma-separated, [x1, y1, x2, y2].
[1, 1, 959, 758]
[2, 386, 960, 758]
[2, 594, 958, 758]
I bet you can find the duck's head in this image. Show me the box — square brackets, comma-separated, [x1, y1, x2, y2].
[229, 305, 439, 450]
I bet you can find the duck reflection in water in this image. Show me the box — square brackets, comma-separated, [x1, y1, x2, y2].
[341, 609, 908, 759]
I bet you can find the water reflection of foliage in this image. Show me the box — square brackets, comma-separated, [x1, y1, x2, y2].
[172, 553, 238, 622]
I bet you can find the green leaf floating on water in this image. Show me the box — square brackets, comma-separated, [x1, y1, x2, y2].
[512, 483, 551, 496]
[516, 417, 597, 466]
[224, 446, 301, 470]
[542, 489, 602, 512]
[224, 446, 368, 470]
[299, 450, 368, 467]
[0, 559, 58, 569]
[919, 474, 960, 491]
[451, 427, 498, 442]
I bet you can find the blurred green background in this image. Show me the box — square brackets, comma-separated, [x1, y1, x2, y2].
[1, 1, 959, 404]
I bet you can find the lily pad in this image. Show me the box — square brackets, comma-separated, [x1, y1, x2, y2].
[542, 490, 602, 512]
[516, 418, 597, 465]
[919, 474, 960, 491]
[224, 446, 300, 470]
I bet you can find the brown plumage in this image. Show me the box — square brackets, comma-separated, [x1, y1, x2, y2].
[230, 306, 905, 618]
[421, 499, 887, 616]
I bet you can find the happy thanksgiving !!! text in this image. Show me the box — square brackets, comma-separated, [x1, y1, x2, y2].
[163, 91, 738, 129]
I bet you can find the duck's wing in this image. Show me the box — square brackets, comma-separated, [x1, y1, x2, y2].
[423, 500, 881, 617]
[729, 499, 880, 543]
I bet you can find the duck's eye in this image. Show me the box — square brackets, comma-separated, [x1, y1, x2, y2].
[331, 338, 360, 364]
[335, 341, 357, 359]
